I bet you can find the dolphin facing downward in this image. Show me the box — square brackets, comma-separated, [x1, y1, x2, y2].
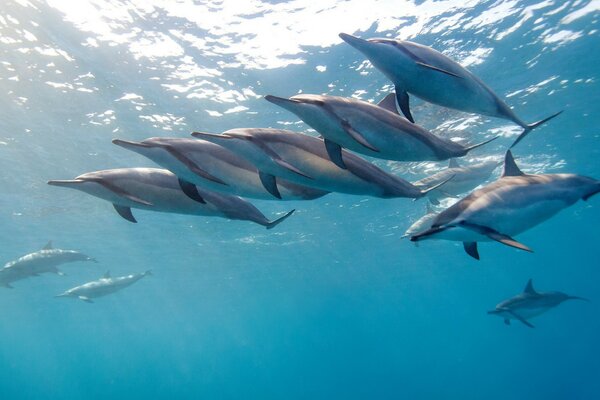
[192, 128, 450, 200]
[48, 168, 294, 229]
[56, 270, 152, 303]
[0, 241, 96, 289]
[112, 137, 329, 201]
[488, 279, 588, 328]
[265, 93, 497, 167]
[411, 150, 600, 259]
[339, 33, 561, 147]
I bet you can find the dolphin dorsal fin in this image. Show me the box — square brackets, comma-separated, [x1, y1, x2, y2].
[377, 93, 400, 115]
[426, 203, 434, 214]
[502, 150, 524, 177]
[43, 241, 53, 250]
[523, 279, 537, 295]
[448, 159, 460, 168]
[103, 271, 111, 279]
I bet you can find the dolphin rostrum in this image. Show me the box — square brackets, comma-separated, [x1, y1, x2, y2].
[265, 93, 497, 168]
[413, 158, 500, 204]
[56, 270, 152, 303]
[411, 150, 600, 259]
[48, 168, 294, 229]
[191, 128, 451, 200]
[112, 137, 328, 201]
[0, 241, 96, 289]
[488, 279, 588, 328]
[338, 33, 561, 148]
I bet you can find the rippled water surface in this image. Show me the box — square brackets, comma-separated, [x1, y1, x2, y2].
[1, 1, 599, 399]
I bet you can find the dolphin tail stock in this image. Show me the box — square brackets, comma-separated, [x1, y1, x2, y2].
[265, 209, 295, 230]
[510, 110, 563, 149]
[464, 135, 499, 154]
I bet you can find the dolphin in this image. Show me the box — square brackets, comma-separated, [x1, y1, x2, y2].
[488, 279, 588, 328]
[401, 203, 439, 239]
[48, 168, 294, 229]
[411, 150, 600, 259]
[338, 33, 561, 147]
[56, 270, 152, 303]
[191, 128, 451, 200]
[0, 241, 96, 289]
[413, 158, 501, 204]
[112, 138, 329, 201]
[265, 93, 497, 168]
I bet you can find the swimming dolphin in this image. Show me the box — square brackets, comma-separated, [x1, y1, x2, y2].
[413, 158, 500, 204]
[0, 241, 96, 289]
[265, 93, 497, 168]
[55, 270, 152, 303]
[338, 33, 561, 147]
[48, 168, 294, 229]
[401, 203, 439, 239]
[191, 128, 450, 200]
[411, 150, 600, 259]
[112, 137, 329, 201]
[488, 279, 588, 328]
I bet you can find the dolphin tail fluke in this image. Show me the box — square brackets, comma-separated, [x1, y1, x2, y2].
[464, 135, 499, 154]
[583, 184, 600, 201]
[266, 209, 295, 230]
[511, 110, 563, 148]
[144, 270, 153, 277]
[418, 174, 455, 199]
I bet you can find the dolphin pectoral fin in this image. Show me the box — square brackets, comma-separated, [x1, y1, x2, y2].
[113, 204, 137, 223]
[395, 87, 414, 123]
[511, 110, 563, 148]
[266, 209, 295, 230]
[504, 318, 511, 326]
[324, 139, 346, 169]
[178, 179, 206, 204]
[51, 267, 66, 276]
[259, 171, 282, 199]
[463, 242, 480, 260]
[78, 296, 93, 303]
[507, 310, 534, 328]
[415, 61, 462, 78]
[458, 222, 533, 253]
[340, 120, 379, 152]
[377, 93, 400, 116]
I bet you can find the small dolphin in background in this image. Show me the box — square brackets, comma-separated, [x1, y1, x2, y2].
[265, 93, 496, 168]
[0, 241, 96, 289]
[401, 203, 439, 239]
[488, 279, 588, 328]
[112, 138, 329, 201]
[56, 270, 152, 303]
[411, 150, 600, 259]
[413, 158, 500, 204]
[192, 128, 450, 200]
[338, 33, 561, 147]
[48, 168, 294, 229]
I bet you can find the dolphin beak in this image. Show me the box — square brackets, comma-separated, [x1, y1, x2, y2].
[264, 95, 302, 112]
[47, 179, 84, 188]
[112, 139, 151, 151]
[339, 32, 371, 52]
[54, 293, 68, 298]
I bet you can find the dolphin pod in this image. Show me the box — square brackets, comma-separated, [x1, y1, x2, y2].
[488, 279, 588, 328]
[338, 33, 562, 148]
[411, 150, 600, 259]
[48, 168, 295, 229]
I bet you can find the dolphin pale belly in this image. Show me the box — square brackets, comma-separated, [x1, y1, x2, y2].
[112, 138, 329, 201]
[411, 150, 600, 259]
[48, 168, 294, 229]
[56, 270, 152, 303]
[488, 279, 588, 328]
[265, 93, 497, 166]
[338, 33, 561, 148]
[192, 128, 450, 200]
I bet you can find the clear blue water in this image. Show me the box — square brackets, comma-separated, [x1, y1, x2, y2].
[1, 0, 599, 398]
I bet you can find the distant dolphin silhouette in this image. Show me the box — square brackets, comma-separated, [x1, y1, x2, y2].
[48, 168, 294, 229]
[488, 279, 588, 328]
[411, 150, 600, 259]
[265, 93, 497, 168]
[0, 241, 96, 289]
[339, 33, 561, 148]
[192, 128, 451, 200]
[56, 270, 152, 303]
[401, 203, 439, 240]
[112, 137, 328, 201]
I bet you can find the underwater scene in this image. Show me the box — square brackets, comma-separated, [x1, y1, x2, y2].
[1, 0, 599, 398]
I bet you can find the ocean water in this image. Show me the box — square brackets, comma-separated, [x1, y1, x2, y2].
[1, 0, 599, 398]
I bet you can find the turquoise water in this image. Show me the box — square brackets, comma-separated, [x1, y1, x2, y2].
[1, 0, 599, 398]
